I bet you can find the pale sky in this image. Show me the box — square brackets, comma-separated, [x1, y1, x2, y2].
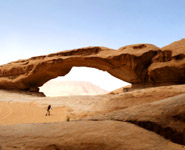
[0, 0, 185, 91]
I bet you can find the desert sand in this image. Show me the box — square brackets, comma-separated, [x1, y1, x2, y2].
[0, 84, 185, 149]
[0, 102, 68, 125]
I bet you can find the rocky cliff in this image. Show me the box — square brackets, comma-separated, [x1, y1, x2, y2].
[0, 39, 184, 92]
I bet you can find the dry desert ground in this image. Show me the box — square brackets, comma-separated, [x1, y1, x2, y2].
[0, 84, 185, 150]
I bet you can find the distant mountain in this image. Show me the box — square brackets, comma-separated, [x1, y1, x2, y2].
[39, 81, 108, 97]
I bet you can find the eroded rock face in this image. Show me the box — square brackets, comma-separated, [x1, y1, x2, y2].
[148, 39, 185, 84]
[0, 39, 184, 91]
[89, 93, 185, 145]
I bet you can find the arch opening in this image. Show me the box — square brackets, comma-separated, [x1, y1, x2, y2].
[39, 67, 131, 97]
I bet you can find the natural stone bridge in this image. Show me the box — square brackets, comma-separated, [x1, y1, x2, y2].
[0, 39, 185, 92]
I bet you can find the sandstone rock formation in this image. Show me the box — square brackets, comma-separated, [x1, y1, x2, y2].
[149, 38, 185, 84]
[0, 39, 184, 92]
[0, 120, 183, 150]
[0, 84, 185, 149]
[89, 93, 185, 145]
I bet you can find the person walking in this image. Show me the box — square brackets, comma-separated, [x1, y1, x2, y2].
[46, 105, 52, 116]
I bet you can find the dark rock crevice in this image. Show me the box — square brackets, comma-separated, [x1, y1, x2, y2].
[127, 120, 185, 145]
[173, 113, 185, 123]
[133, 44, 147, 49]
[89, 118, 185, 145]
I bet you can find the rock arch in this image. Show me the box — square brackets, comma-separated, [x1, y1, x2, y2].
[40, 66, 129, 96]
[0, 39, 185, 92]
